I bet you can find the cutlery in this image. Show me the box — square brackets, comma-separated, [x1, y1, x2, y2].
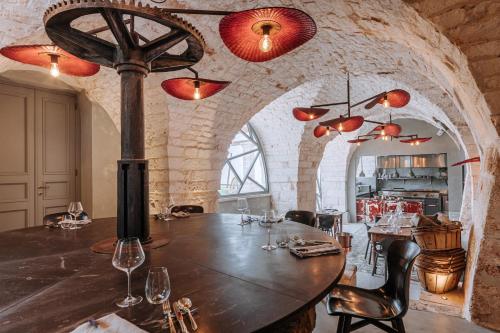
[173, 301, 189, 333]
[179, 298, 198, 331]
[163, 301, 177, 333]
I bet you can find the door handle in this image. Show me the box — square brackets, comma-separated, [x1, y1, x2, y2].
[37, 185, 48, 189]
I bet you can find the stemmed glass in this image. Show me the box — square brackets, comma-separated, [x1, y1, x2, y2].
[236, 198, 249, 225]
[145, 266, 171, 306]
[112, 238, 146, 307]
[68, 201, 83, 230]
[261, 210, 277, 251]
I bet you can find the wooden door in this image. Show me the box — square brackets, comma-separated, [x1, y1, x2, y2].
[0, 84, 35, 231]
[35, 91, 76, 224]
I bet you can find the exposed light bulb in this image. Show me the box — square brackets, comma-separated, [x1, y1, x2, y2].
[410, 142, 415, 146]
[326, 127, 330, 136]
[49, 55, 60, 77]
[308, 113, 314, 120]
[416, 140, 420, 146]
[193, 80, 201, 100]
[338, 122, 343, 132]
[381, 128, 386, 136]
[383, 95, 390, 108]
[259, 33, 273, 52]
[357, 142, 361, 146]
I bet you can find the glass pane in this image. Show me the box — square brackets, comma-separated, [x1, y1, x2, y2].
[231, 151, 258, 180]
[227, 132, 258, 156]
[247, 154, 266, 188]
[219, 163, 240, 195]
[240, 178, 262, 194]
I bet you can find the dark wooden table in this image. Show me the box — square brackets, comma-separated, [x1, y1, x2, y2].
[0, 213, 345, 333]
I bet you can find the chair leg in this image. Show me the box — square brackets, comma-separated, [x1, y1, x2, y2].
[364, 241, 369, 259]
[372, 253, 378, 276]
[336, 315, 345, 333]
[384, 257, 388, 281]
[343, 315, 352, 333]
[393, 318, 406, 333]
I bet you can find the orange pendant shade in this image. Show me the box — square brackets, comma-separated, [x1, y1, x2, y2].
[0, 44, 100, 77]
[293, 107, 329, 121]
[320, 116, 364, 132]
[347, 138, 369, 144]
[161, 77, 231, 100]
[314, 125, 328, 138]
[451, 157, 480, 167]
[378, 89, 410, 108]
[219, 7, 316, 62]
[382, 123, 402, 136]
[400, 137, 432, 144]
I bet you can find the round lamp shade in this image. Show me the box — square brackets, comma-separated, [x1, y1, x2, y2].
[219, 7, 317, 62]
[379, 89, 410, 108]
[347, 138, 370, 144]
[313, 125, 328, 138]
[320, 116, 364, 132]
[400, 137, 432, 144]
[161, 78, 231, 100]
[382, 123, 402, 136]
[0, 44, 100, 77]
[293, 107, 329, 121]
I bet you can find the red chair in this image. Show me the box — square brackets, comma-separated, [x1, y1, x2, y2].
[366, 200, 383, 222]
[356, 200, 366, 222]
[383, 201, 399, 214]
[403, 201, 423, 214]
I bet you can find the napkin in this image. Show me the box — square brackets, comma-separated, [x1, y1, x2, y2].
[70, 313, 147, 333]
[289, 242, 341, 258]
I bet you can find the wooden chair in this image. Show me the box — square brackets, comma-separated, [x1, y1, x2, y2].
[327, 240, 421, 333]
[285, 210, 315, 227]
[317, 214, 335, 236]
[171, 205, 204, 214]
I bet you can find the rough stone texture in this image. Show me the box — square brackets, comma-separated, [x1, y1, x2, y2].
[0, 0, 498, 329]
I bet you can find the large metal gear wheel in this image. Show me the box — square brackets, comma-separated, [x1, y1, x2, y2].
[44, 0, 206, 72]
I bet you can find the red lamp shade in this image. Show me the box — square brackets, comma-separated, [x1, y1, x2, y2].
[314, 125, 328, 138]
[293, 107, 329, 121]
[347, 138, 370, 144]
[219, 7, 317, 62]
[161, 78, 231, 100]
[379, 89, 410, 108]
[382, 123, 402, 136]
[320, 116, 364, 132]
[451, 157, 480, 167]
[0, 44, 99, 77]
[400, 137, 432, 144]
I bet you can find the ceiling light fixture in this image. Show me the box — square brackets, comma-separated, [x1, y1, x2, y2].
[161, 68, 230, 100]
[292, 73, 410, 138]
[0, 44, 100, 77]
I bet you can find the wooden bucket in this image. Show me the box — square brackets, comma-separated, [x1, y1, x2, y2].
[415, 265, 464, 294]
[412, 226, 461, 250]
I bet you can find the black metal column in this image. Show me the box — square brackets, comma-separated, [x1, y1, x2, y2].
[116, 63, 150, 242]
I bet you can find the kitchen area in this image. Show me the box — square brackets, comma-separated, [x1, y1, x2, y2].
[354, 153, 453, 222]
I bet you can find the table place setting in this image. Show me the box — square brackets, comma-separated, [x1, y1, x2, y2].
[289, 239, 342, 258]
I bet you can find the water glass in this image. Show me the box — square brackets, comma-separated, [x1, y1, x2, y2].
[112, 237, 146, 307]
[145, 267, 171, 305]
[275, 223, 289, 248]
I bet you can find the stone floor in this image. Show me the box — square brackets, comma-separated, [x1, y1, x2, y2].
[313, 304, 494, 333]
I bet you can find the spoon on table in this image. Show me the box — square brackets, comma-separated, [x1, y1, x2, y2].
[179, 298, 198, 331]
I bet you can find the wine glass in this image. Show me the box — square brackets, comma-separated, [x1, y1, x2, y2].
[68, 201, 83, 230]
[261, 210, 277, 251]
[275, 222, 289, 248]
[236, 198, 249, 225]
[112, 237, 146, 307]
[145, 267, 171, 305]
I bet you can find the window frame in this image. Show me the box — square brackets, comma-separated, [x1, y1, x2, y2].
[219, 122, 269, 197]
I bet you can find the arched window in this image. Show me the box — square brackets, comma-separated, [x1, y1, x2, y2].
[219, 123, 269, 196]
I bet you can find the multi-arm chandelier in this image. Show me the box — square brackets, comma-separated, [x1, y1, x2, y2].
[292, 73, 411, 138]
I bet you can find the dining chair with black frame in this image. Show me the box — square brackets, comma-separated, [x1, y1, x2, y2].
[327, 240, 421, 333]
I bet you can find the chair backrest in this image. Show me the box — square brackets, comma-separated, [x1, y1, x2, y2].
[43, 211, 89, 226]
[285, 210, 315, 227]
[317, 214, 334, 230]
[171, 205, 204, 214]
[381, 240, 421, 318]
[364, 222, 371, 233]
